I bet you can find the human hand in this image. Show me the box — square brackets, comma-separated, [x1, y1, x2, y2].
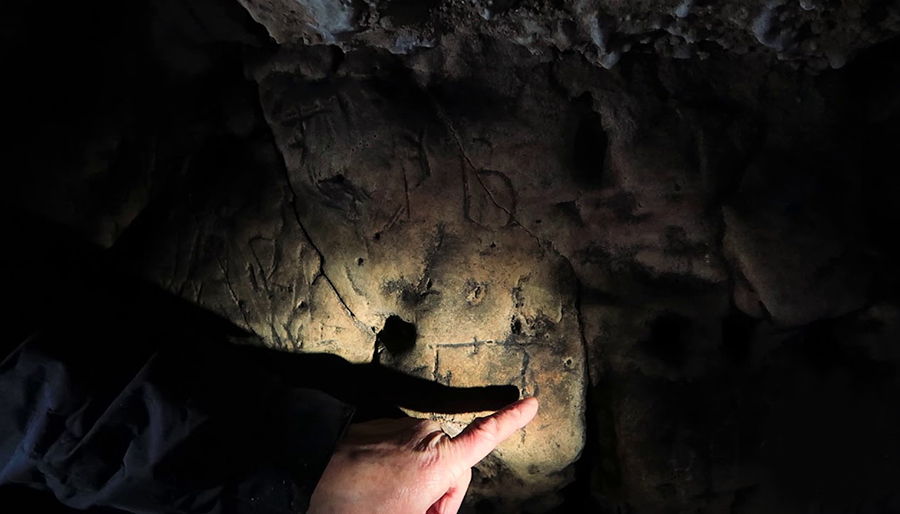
[307, 397, 539, 514]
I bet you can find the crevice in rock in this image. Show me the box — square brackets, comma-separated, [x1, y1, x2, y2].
[278, 160, 364, 328]
[401, 161, 412, 220]
[214, 254, 256, 336]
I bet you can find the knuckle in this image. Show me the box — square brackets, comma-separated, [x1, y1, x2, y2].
[417, 419, 442, 433]
[472, 416, 500, 440]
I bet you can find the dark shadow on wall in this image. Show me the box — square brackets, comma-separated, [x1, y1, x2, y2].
[4, 213, 520, 412]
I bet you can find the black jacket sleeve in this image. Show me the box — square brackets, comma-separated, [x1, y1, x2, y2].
[0, 280, 354, 514]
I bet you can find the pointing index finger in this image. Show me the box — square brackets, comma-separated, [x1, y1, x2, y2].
[448, 397, 539, 470]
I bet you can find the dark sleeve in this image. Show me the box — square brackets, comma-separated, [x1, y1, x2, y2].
[0, 291, 354, 514]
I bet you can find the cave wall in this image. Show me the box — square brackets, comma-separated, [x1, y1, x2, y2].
[5, 0, 900, 512]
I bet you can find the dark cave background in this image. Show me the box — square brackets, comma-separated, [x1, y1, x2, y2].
[3, 0, 900, 513]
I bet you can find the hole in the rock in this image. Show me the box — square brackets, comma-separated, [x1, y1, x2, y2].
[400, 287, 420, 306]
[329, 45, 345, 73]
[357, 257, 364, 266]
[376, 315, 417, 355]
[511, 317, 523, 335]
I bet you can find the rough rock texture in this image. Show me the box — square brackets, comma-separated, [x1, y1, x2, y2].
[238, 0, 900, 69]
[250, 50, 588, 505]
[6, 0, 900, 512]
[118, 134, 376, 362]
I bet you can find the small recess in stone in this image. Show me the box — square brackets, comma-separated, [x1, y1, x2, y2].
[377, 315, 417, 355]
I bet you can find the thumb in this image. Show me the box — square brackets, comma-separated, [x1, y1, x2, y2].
[447, 397, 539, 471]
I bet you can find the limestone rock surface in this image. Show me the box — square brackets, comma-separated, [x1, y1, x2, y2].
[254, 59, 589, 506]
[7, 0, 900, 512]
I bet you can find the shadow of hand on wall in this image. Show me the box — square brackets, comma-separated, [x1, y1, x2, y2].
[237, 347, 521, 420]
[5, 211, 519, 421]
